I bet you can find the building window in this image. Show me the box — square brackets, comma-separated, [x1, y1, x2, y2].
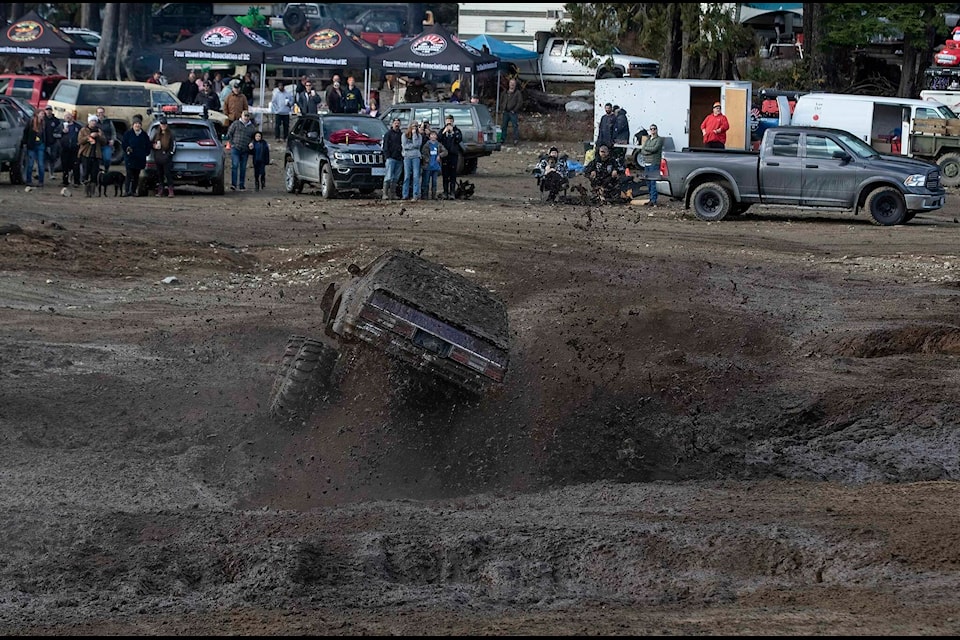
[485, 19, 525, 34]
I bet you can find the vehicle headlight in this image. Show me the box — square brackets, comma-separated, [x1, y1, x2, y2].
[903, 174, 927, 187]
[333, 151, 349, 161]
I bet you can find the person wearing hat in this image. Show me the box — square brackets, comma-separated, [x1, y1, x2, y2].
[150, 116, 177, 197]
[223, 79, 249, 127]
[438, 113, 462, 199]
[700, 101, 730, 149]
[77, 114, 106, 192]
[58, 111, 83, 187]
[121, 114, 151, 196]
[535, 145, 570, 203]
[225, 110, 256, 191]
[585, 143, 626, 203]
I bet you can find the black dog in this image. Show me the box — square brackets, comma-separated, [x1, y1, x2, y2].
[455, 179, 475, 200]
[98, 170, 125, 197]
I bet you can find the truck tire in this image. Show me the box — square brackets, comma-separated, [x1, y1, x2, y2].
[8, 147, 24, 185]
[597, 68, 616, 80]
[269, 337, 340, 421]
[320, 163, 338, 199]
[284, 159, 303, 194]
[936, 152, 960, 188]
[283, 7, 306, 33]
[690, 182, 732, 221]
[865, 186, 906, 226]
[269, 334, 306, 400]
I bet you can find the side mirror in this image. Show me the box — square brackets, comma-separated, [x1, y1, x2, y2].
[833, 150, 851, 162]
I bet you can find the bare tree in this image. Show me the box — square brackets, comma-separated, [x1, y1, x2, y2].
[95, 2, 117, 79]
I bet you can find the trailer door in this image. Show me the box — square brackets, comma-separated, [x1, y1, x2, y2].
[721, 86, 750, 151]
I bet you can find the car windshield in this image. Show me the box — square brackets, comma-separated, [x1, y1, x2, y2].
[322, 116, 387, 140]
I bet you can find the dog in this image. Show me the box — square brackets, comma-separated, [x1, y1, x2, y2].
[97, 169, 125, 197]
[454, 179, 475, 200]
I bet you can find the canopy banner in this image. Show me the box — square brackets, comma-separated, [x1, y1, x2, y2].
[280, 54, 350, 66]
[172, 49, 255, 62]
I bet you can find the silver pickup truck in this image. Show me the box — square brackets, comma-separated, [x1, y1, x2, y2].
[658, 126, 946, 225]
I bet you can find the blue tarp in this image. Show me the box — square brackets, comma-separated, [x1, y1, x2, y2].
[464, 35, 539, 61]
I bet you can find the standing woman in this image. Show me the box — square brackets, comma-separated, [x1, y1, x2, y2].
[401, 121, 422, 201]
[150, 116, 176, 197]
[121, 114, 151, 197]
[77, 114, 106, 190]
[22, 111, 46, 187]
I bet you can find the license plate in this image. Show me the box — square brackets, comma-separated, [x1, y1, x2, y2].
[372, 167, 385, 176]
[173, 163, 187, 171]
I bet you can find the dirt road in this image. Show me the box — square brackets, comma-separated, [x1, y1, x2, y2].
[1, 137, 960, 634]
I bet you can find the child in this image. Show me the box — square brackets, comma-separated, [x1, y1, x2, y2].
[250, 130, 270, 192]
[420, 130, 446, 200]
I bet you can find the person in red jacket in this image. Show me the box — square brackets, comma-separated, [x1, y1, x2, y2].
[700, 101, 730, 149]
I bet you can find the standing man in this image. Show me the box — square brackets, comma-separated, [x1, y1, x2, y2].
[270, 79, 293, 141]
[596, 102, 616, 150]
[58, 111, 82, 187]
[150, 116, 176, 197]
[178, 71, 199, 105]
[381, 117, 403, 200]
[439, 113, 462, 200]
[223, 81, 249, 128]
[700, 101, 730, 149]
[42, 105, 62, 176]
[226, 110, 257, 191]
[96, 106, 116, 171]
[121, 114, 151, 197]
[501, 78, 523, 145]
[296, 79, 322, 116]
[340, 76, 364, 114]
[325, 75, 344, 113]
[638, 123, 664, 206]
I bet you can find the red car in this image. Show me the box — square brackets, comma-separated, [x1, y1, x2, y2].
[0, 73, 66, 110]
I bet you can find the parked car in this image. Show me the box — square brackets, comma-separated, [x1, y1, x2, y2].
[0, 95, 27, 184]
[284, 113, 388, 199]
[0, 73, 66, 110]
[138, 105, 226, 196]
[46, 79, 229, 165]
[379, 101, 501, 175]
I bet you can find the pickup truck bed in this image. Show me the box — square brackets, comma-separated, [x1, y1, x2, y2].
[658, 126, 946, 226]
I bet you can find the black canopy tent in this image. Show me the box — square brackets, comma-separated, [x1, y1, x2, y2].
[162, 16, 275, 110]
[370, 23, 499, 105]
[263, 18, 386, 103]
[0, 10, 95, 78]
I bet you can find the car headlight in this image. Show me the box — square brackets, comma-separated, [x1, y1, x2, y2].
[903, 174, 927, 187]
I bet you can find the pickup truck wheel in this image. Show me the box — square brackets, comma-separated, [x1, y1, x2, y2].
[597, 68, 615, 80]
[690, 182, 732, 221]
[269, 334, 306, 401]
[936, 152, 960, 187]
[284, 159, 303, 194]
[865, 186, 906, 226]
[282, 7, 306, 32]
[269, 338, 341, 421]
[320, 164, 338, 199]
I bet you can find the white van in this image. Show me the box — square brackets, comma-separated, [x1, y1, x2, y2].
[790, 92, 954, 151]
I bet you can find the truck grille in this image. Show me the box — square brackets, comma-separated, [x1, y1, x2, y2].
[928, 170, 941, 190]
[350, 152, 383, 165]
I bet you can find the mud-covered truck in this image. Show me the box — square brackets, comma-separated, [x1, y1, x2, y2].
[658, 125, 946, 226]
[269, 249, 511, 420]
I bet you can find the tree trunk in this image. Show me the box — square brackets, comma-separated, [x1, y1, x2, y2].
[81, 3, 102, 32]
[678, 3, 701, 79]
[660, 4, 683, 79]
[96, 3, 118, 80]
[803, 3, 828, 90]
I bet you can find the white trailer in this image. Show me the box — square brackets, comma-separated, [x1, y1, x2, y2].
[593, 77, 754, 156]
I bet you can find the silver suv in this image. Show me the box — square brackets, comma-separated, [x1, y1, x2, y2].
[138, 105, 225, 196]
[378, 102, 501, 175]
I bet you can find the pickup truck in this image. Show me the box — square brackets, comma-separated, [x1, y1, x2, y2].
[658, 126, 946, 226]
[269, 248, 510, 421]
[525, 34, 660, 83]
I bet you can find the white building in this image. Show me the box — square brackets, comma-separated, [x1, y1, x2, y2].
[456, 3, 569, 51]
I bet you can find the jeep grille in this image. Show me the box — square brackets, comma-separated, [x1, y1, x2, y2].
[351, 152, 383, 165]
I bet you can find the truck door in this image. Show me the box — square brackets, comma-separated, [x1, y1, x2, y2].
[800, 132, 859, 207]
[760, 130, 804, 204]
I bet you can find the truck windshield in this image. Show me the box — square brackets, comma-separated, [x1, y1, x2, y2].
[834, 130, 881, 159]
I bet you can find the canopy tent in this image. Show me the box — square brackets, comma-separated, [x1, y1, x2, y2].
[263, 18, 386, 106]
[0, 10, 96, 78]
[371, 23, 499, 105]
[162, 16, 276, 110]
[465, 34, 545, 91]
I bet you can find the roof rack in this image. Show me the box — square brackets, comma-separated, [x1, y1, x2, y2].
[153, 103, 210, 119]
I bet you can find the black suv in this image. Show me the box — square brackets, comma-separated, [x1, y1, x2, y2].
[284, 114, 388, 199]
